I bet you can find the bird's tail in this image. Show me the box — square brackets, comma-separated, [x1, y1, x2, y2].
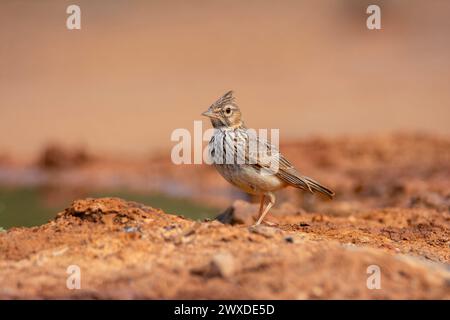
[300, 176, 335, 199]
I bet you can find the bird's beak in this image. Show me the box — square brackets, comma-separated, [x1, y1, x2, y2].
[201, 109, 218, 119]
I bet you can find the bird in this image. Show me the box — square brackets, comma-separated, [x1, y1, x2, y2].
[202, 91, 334, 226]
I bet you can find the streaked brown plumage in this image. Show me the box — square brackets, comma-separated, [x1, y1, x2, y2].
[202, 91, 334, 225]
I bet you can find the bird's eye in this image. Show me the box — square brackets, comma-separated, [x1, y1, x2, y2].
[224, 107, 232, 116]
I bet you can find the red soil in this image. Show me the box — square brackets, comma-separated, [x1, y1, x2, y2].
[0, 133, 449, 299]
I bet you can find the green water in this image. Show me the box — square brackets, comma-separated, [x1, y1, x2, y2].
[0, 187, 219, 229]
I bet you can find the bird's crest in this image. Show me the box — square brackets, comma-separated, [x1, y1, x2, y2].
[213, 90, 235, 108]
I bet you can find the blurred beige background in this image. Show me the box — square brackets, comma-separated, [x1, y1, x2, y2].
[1, 0, 449, 159]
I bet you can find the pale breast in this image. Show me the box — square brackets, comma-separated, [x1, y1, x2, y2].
[208, 128, 246, 165]
[208, 128, 286, 195]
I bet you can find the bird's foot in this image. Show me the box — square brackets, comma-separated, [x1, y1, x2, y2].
[261, 219, 278, 227]
[251, 219, 278, 228]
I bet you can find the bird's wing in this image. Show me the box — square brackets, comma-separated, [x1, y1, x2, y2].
[241, 132, 308, 189]
[244, 133, 334, 198]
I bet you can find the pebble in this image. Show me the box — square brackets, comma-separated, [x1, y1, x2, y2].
[123, 226, 139, 233]
[210, 252, 236, 278]
[249, 225, 280, 238]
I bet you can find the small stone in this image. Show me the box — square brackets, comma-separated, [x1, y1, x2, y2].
[311, 286, 324, 297]
[215, 200, 257, 225]
[123, 226, 139, 233]
[299, 222, 310, 227]
[249, 225, 280, 238]
[210, 252, 236, 278]
[284, 236, 294, 243]
[283, 234, 305, 244]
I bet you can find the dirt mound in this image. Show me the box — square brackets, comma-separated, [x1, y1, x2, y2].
[57, 198, 167, 225]
[0, 198, 448, 299]
[37, 145, 92, 170]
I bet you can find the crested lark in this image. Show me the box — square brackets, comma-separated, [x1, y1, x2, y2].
[202, 91, 334, 225]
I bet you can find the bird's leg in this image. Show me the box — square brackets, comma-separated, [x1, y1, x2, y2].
[255, 194, 265, 222]
[255, 192, 275, 226]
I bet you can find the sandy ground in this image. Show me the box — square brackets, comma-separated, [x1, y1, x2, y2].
[0, 197, 448, 299]
[0, 133, 449, 299]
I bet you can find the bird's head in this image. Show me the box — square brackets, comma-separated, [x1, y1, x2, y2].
[202, 91, 244, 129]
